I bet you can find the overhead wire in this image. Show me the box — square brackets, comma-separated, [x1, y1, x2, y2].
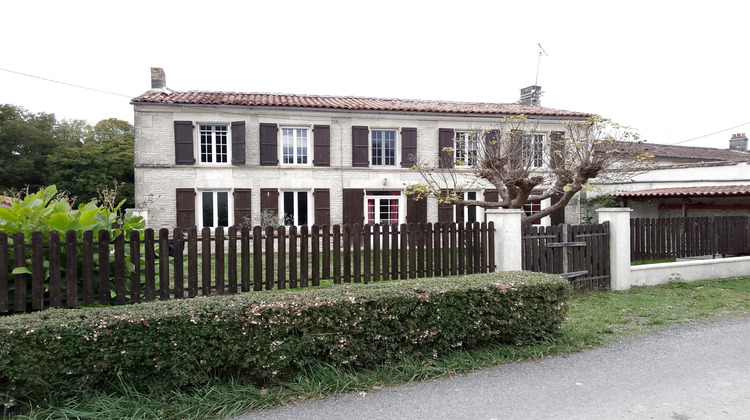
[0, 67, 134, 99]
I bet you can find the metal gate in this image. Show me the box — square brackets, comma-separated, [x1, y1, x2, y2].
[522, 222, 610, 291]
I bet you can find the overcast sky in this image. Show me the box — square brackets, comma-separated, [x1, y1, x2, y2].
[2, 0, 749, 149]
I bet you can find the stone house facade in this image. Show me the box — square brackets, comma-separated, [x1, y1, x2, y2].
[131, 68, 592, 230]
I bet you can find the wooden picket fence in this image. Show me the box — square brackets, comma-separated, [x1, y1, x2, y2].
[1, 222, 494, 314]
[630, 216, 750, 262]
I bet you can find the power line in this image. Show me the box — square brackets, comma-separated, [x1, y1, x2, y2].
[0, 67, 134, 98]
[670, 121, 750, 145]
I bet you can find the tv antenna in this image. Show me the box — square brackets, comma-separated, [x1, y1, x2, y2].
[534, 43, 549, 86]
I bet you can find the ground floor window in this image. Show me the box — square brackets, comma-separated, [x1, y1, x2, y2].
[366, 191, 401, 225]
[523, 201, 542, 225]
[201, 191, 230, 228]
[457, 191, 478, 223]
[282, 191, 309, 226]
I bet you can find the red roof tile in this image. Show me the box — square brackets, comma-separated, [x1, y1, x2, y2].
[614, 141, 750, 162]
[615, 185, 750, 198]
[131, 90, 593, 118]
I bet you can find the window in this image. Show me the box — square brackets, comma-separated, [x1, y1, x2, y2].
[200, 191, 230, 228]
[457, 191, 478, 223]
[199, 124, 229, 163]
[366, 191, 401, 225]
[523, 201, 542, 225]
[523, 134, 545, 168]
[282, 191, 309, 226]
[371, 129, 397, 166]
[281, 127, 310, 164]
[455, 131, 479, 166]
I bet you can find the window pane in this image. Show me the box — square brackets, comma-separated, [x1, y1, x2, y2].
[202, 192, 214, 228]
[217, 192, 229, 227]
[297, 192, 308, 226]
[283, 191, 294, 225]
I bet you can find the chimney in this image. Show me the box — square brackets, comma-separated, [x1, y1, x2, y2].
[151, 67, 166, 89]
[519, 85, 542, 106]
[729, 133, 748, 152]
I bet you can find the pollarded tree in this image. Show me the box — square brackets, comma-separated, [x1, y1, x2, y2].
[405, 115, 652, 226]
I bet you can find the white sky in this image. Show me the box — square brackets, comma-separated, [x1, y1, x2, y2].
[2, 0, 749, 148]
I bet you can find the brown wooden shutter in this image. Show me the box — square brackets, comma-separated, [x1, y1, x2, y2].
[231, 121, 246, 165]
[174, 121, 194, 165]
[438, 128, 454, 168]
[260, 188, 279, 215]
[437, 190, 453, 223]
[549, 194, 565, 226]
[259, 123, 278, 166]
[313, 125, 331, 167]
[401, 127, 417, 168]
[342, 188, 364, 225]
[314, 188, 330, 226]
[352, 126, 369, 167]
[176, 188, 196, 228]
[406, 195, 427, 224]
[484, 189, 498, 203]
[550, 131, 565, 169]
[233, 188, 252, 226]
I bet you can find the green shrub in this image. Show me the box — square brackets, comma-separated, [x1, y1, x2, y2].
[0, 271, 570, 402]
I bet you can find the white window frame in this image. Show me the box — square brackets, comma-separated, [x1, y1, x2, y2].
[523, 197, 551, 226]
[370, 129, 399, 166]
[365, 191, 404, 225]
[455, 131, 479, 167]
[280, 126, 311, 166]
[280, 190, 312, 226]
[523, 133, 546, 168]
[198, 190, 232, 229]
[456, 191, 479, 223]
[197, 124, 230, 164]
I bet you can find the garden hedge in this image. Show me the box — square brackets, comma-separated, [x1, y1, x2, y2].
[0, 271, 570, 402]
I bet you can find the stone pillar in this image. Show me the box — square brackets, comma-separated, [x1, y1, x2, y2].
[596, 207, 633, 291]
[485, 209, 524, 272]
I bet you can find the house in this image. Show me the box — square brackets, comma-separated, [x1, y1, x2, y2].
[131, 68, 593, 230]
[587, 135, 750, 219]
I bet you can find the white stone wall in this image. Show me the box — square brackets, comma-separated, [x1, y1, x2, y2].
[134, 105, 575, 229]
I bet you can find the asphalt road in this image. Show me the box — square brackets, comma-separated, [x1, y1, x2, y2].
[235, 318, 750, 420]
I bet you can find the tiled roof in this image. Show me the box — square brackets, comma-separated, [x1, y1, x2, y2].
[615, 185, 750, 198]
[131, 90, 593, 118]
[614, 141, 750, 162]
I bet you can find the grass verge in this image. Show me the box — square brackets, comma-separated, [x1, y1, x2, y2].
[5, 276, 750, 420]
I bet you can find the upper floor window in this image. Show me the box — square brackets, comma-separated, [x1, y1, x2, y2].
[455, 131, 479, 166]
[200, 190, 230, 228]
[281, 127, 310, 165]
[523, 134, 545, 168]
[371, 129, 397, 166]
[199, 124, 229, 163]
[282, 191, 310, 226]
[366, 191, 401, 225]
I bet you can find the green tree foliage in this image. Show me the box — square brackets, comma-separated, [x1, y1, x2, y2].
[0, 105, 135, 207]
[0, 105, 58, 190]
[46, 118, 135, 207]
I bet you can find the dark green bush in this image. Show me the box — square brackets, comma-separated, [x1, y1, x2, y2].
[0, 271, 570, 402]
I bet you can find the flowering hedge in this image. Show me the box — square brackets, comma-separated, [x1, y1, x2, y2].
[0, 271, 570, 402]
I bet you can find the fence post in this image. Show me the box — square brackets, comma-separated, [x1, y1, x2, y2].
[485, 209, 524, 272]
[596, 207, 633, 291]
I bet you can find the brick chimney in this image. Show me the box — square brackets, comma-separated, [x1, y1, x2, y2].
[729, 133, 748, 152]
[151, 67, 166, 89]
[518, 85, 542, 106]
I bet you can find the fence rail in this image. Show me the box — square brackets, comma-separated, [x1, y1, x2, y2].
[1, 222, 494, 314]
[630, 216, 749, 262]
